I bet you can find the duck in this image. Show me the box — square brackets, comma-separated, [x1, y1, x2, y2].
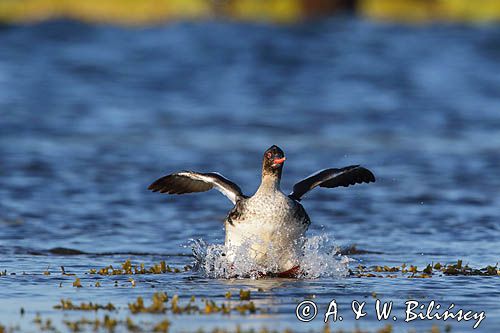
[148, 145, 375, 277]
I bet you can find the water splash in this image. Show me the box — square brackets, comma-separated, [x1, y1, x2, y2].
[190, 234, 349, 279]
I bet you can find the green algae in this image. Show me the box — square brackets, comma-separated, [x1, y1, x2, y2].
[239, 289, 251, 300]
[33, 314, 56, 332]
[64, 315, 118, 332]
[72, 278, 82, 288]
[126, 291, 260, 316]
[89, 259, 190, 276]
[62, 316, 167, 333]
[54, 299, 116, 311]
[128, 292, 168, 314]
[352, 260, 500, 278]
[152, 320, 171, 333]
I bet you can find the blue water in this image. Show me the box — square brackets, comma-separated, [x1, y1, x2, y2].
[1, 17, 500, 332]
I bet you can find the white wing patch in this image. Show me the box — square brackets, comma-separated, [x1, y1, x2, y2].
[177, 171, 239, 204]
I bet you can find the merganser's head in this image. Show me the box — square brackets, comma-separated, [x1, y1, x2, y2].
[262, 145, 286, 177]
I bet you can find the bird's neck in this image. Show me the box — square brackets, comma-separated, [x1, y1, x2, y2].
[257, 174, 281, 194]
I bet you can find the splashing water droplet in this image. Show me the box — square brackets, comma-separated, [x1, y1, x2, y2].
[190, 233, 349, 279]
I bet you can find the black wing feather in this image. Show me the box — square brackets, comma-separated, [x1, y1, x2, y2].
[148, 171, 244, 204]
[289, 165, 375, 201]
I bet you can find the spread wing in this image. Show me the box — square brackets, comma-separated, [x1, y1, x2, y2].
[148, 171, 245, 204]
[289, 165, 375, 201]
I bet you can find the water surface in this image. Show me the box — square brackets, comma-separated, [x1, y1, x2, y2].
[1, 18, 499, 332]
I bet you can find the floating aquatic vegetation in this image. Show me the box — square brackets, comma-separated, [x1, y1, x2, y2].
[127, 292, 261, 316]
[64, 315, 118, 332]
[170, 295, 180, 313]
[239, 289, 251, 300]
[352, 260, 500, 278]
[89, 259, 189, 276]
[373, 265, 399, 272]
[103, 315, 118, 331]
[33, 314, 42, 325]
[72, 278, 82, 288]
[128, 292, 168, 314]
[353, 263, 430, 278]
[33, 316, 55, 332]
[53, 299, 116, 311]
[63, 315, 167, 333]
[64, 318, 90, 332]
[152, 320, 170, 333]
[171, 294, 195, 314]
[33, 314, 56, 332]
[204, 297, 258, 315]
[125, 317, 141, 332]
[440, 260, 500, 276]
[233, 301, 257, 315]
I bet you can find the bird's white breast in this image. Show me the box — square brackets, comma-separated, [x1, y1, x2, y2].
[224, 190, 309, 272]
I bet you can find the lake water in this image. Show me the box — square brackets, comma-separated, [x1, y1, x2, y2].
[0, 17, 499, 332]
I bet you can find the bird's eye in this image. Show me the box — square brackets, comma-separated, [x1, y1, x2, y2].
[266, 152, 272, 158]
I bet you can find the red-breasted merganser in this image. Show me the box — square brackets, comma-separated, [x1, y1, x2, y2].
[148, 145, 375, 277]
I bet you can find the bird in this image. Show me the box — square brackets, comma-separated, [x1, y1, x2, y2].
[148, 145, 375, 278]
